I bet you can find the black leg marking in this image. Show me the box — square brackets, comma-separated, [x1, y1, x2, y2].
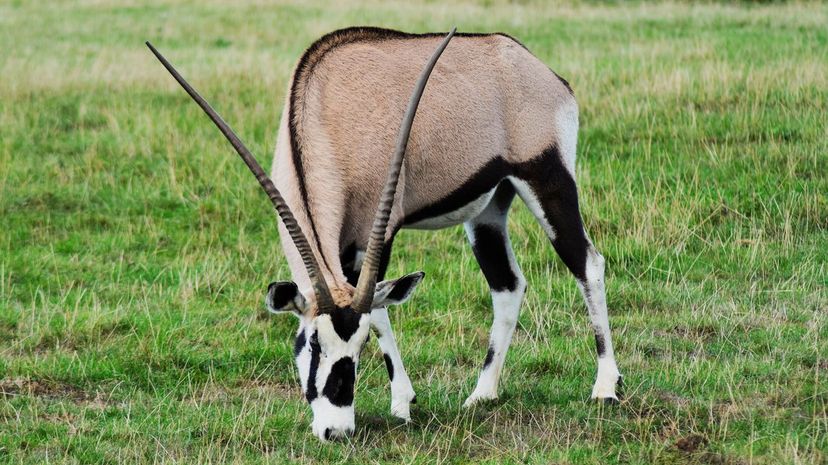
[340, 242, 359, 286]
[594, 333, 606, 358]
[517, 146, 589, 282]
[482, 346, 495, 369]
[383, 353, 395, 381]
[467, 181, 518, 293]
[492, 180, 516, 212]
[323, 356, 356, 407]
[471, 225, 518, 293]
[306, 332, 321, 402]
[294, 329, 306, 358]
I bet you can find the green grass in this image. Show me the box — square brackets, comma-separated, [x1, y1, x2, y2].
[1, 0, 827, 463]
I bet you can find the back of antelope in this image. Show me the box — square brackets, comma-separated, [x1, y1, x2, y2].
[149, 26, 622, 442]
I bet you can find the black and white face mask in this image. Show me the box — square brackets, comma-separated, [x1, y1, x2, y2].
[266, 272, 424, 441]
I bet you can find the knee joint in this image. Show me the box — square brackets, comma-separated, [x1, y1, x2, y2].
[514, 273, 527, 295]
[585, 248, 605, 283]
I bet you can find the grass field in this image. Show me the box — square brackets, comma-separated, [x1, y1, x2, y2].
[1, 0, 827, 463]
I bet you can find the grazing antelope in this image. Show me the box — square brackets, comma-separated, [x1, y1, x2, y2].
[148, 26, 621, 441]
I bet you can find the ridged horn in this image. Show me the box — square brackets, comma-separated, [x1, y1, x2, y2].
[351, 28, 456, 313]
[146, 41, 336, 313]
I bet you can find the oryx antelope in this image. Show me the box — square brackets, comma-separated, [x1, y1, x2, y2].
[148, 26, 621, 441]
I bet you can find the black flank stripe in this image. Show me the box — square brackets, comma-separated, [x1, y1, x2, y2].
[517, 146, 589, 282]
[404, 157, 512, 226]
[472, 224, 518, 293]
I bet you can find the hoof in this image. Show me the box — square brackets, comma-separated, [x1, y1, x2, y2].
[390, 389, 416, 421]
[591, 375, 623, 404]
[591, 366, 622, 400]
[390, 402, 411, 422]
[463, 392, 497, 408]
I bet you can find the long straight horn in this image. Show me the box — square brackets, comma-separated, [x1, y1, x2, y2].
[146, 42, 336, 313]
[352, 28, 456, 313]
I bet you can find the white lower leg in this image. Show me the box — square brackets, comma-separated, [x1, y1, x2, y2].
[370, 308, 416, 420]
[512, 175, 622, 400]
[464, 285, 526, 407]
[580, 249, 622, 400]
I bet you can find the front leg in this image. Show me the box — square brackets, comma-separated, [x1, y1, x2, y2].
[370, 308, 416, 420]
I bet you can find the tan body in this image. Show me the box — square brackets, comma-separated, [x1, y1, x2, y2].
[262, 27, 619, 430]
[272, 28, 577, 293]
[151, 27, 620, 440]
[152, 29, 619, 441]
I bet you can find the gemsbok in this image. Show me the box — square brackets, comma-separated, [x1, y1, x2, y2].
[148, 26, 621, 441]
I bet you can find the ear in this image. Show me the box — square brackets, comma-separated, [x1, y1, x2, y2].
[266, 281, 310, 315]
[373, 271, 425, 308]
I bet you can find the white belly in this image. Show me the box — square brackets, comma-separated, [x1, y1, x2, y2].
[405, 188, 497, 230]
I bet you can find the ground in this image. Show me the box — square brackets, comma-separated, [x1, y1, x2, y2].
[1, 1, 826, 463]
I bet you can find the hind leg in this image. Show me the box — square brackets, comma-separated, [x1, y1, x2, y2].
[510, 149, 621, 401]
[463, 182, 527, 407]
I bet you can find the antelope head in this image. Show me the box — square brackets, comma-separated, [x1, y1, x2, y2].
[147, 28, 455, 441]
